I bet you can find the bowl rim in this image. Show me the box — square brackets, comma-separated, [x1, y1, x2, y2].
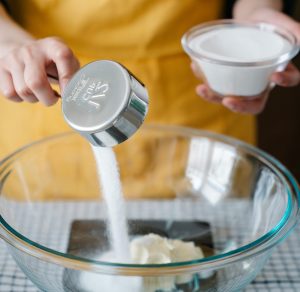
[181, 19, 300, 67]
[0, 125, 299, 276]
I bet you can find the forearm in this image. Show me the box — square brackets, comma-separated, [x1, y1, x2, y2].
[233, 0, 283, 19]
[0, 5, 33, 57]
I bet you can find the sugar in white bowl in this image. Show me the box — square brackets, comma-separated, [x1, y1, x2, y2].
[182, 22, 298, 97]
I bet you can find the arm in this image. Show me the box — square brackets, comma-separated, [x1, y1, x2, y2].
[0, 5, 33, 57]
[234, 0, 300, 41]
[0, 5, 80, 105]
[233, 0, 282, 19]
[193, 0, 300, 114]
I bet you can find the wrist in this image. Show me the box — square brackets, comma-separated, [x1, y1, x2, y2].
[233, 0, 282, 21]
[234, 7, 282, 24]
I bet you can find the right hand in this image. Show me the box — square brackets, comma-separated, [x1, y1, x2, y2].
[0, 37, 80, 106]
[191, 62, 300, 115]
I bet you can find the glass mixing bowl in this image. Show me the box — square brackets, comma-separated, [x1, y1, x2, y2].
[0, 125, 299, 292]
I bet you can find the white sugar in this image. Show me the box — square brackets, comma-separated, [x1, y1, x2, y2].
[91, 146, 130, 262]
[190, 27, 291, 62]
[80, 271, 141, 292]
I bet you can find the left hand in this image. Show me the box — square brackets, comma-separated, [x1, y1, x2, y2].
[194, 9, 300, 115]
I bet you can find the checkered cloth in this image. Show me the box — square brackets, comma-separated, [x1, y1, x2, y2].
[0, 200, 299, 292]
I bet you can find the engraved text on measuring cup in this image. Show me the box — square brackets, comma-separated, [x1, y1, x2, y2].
[66, 74, 109, 111]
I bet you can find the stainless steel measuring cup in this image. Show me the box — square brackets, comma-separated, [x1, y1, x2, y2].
[62, 60, 149, 147]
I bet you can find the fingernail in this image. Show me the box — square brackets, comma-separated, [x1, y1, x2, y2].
[274, 75, 284, 84]
[196, 86, 207, 97]
[225, 102, 239, 112]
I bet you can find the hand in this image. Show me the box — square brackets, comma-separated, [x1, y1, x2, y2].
[193, 9, 300, 115]
[193, 63, 300, 114]
[0, 37, 80, 106]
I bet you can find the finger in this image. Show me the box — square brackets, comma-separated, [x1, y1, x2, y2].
[271, 63, 300, 87]
[222, 95, 268, 115]
[23, 54, 59, 106]
[46, 62, 59, 85]
[7, 96, 23, 102]
[0, 69, 22, 102]
[196, 84, 223, 104]
[8, 58, 38, 103]
[41, 39, 80, 91]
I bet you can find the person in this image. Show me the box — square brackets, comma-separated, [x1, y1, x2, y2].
[0, 0, 299, 160]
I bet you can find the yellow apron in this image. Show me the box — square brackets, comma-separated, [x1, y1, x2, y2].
[1, 0, 256, 200]
[2, 0, 255, 156]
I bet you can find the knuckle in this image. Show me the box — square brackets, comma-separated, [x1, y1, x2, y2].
[26, 97, 38, 103]
[26, 76, 44, 90]
[253, 103, 266, 115]
[20, 45, 36, 60]
[21, 95, 38, 103]
[45, 36, 63, 44]
[42, 97, 58, 107]
[43, 37, 68, 49]
[2, 88, 16, 98]
[277, 77, 289, 86]
[16, 86, 31, 97]
[30, 99, 38, 103]
[55, 46, 73, 60]
[10, 96, 23, 103]
[40, 37, 69, 54]
[40, 37, 58, 47]
[3, 54, 24, 71]
[6, 51, 19, 65]
[1, 63, 10, 72]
